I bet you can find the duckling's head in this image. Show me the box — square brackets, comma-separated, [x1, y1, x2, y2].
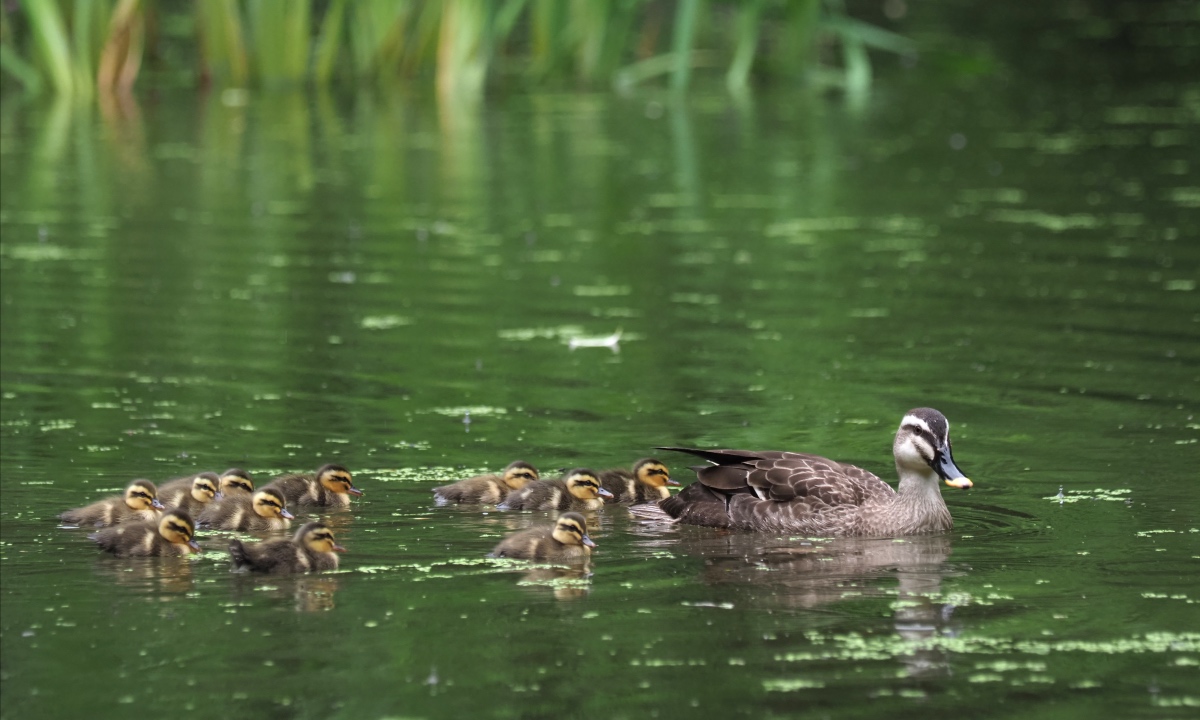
[158, 510, 201, 552]
[252, 488, 295, 520]
[316, 464, 362, 496]
[633, 458, 678, 488]
[894, 408, 972, 489]
[552, 512, 597, 549]
[296, 522, 346, 554]
[565, 469, 614, 501]
[219, 468, 254, 496]
[125, 479, 164, 511]
[191, 472, 222, 503]
[501, 461, 539, 490]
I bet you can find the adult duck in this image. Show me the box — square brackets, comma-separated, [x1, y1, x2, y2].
[657, 408, 973, 537]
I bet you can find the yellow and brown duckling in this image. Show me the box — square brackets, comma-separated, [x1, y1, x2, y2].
[599, 458, 677, 505]
[90, 509, 201, 557]
[264, 464, 361, 508]
[218, 468, 255, 496]
[157, 472, 223, 516]
[432, 461, 539, 505]
[497, 468, 614, 512]
[488, 512, 596, 562]
[196, 487, 294, 532]
[228, 522, 346, 574]
[59, 479, 165, 527]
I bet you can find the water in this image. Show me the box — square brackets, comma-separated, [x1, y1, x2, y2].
[2, 10, 1198, 720]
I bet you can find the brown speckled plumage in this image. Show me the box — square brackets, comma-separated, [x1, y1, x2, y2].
[658, 408, 972, 537]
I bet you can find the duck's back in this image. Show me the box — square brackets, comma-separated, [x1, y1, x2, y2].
[660, 449, 896, 535]
[197, 495, 283, 531]
[60, 497, 153, 527]
[91, 522, 185, 557]
[229, 538, 335, 572]
[433, 474, 508, 505]
[490, 526, 586, 561]
[499, 479, 569, 511]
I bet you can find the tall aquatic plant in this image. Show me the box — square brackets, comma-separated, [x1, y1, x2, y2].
[2, 0, 914, 99]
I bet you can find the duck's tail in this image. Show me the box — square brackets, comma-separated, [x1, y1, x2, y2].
[228, 539, 250, 571]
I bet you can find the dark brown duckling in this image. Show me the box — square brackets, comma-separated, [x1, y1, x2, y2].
[488, 512, 596, 562]
[497, 469, 613, 512]
[218, 468, 255, 496]
[157, 472, 223, 516]
[600, 458, 677, 504]
[196, 488, 294, 532]
[433, 461, 539, 505]
[264, 464, 361, 508]
[228, 522, 345, 574]
[59, 479, 164, 527]
[90, 510, 201, 557]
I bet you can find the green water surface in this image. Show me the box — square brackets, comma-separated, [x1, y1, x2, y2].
[2, 8, 1198, 720]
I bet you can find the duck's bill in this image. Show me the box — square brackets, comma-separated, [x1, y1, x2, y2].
[581, 536, 597, 548]
[280, 509, 295, 520]
[332, 544, 347, 553]
[187, 540, 202, 552]
[597, 487, 615, 499]
[933, 446, 972, 489]
[347, 487, 364, 496]
[665, 478, 681, 486]
[213, 492, 224, 501]
[152, 499, 166, 510]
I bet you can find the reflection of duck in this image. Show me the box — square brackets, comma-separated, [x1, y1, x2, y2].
[265, 464, 362, 508]
[433, 461, 539, 505]
[516, 567, 592, 600]
[158, 472, 222, 516]
[60, 479, 164, 527]
[658, 408, 973, 536]
[498, 469, 614, 512]
[489, 512, 596, 562]
[229, 522, 345, 573]
[197, 488, 294, 532]
[90, 510, 201, 557]
[674, 531, 959, 678]
[600, 458, 677, 504]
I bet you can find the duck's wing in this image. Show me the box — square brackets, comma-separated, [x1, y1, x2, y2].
[657, 447, 891, 506]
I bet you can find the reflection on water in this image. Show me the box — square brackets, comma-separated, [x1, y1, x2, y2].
[229, 573, 341, 613]
[674, 531, 962, 678]
[91, 555, 195, 598]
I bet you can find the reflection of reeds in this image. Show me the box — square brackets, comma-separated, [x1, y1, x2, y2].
[2, 1, 912, 99]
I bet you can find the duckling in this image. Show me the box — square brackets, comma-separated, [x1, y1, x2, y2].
[157, 472, 223, 516]
[90, 510, 201, 557]
[228, 522, 345, 573]
[432, 461, 539, 505]
[497, 468, 614, 512]
[196, 488, 294, 532]
[59, 479, 165, 527]
[488, 512, 596, 562]
[218, 468, 255, 496]
[264, 464, 361, 508]
[600, 458, 678, 505]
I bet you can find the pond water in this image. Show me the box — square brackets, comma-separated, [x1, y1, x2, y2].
[2, 9, 1198, 720]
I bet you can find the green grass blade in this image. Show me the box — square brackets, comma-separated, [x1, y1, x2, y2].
[726, 0, 764, 91]
[314, 0, 347, 84]
[669, 0, 700, 92]
[0, 41, 44, 93]
[23, 0, 75, 94]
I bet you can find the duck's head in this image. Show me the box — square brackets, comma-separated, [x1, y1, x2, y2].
[565, 469, 614, 501]
[894, 408, 972, 489]
[501, 461, 539, 490]
[125, 479, 164, 511]
[191, 472, 222, 503]
[252, 488, 295, 520]
[316, 464, 362, 497]
[219, 469, 254, 496]
[296, 522, 346, 554]
[633, 458, 678, 488]
[158, 510, 201, 552]
[551, 512, 597, 549]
